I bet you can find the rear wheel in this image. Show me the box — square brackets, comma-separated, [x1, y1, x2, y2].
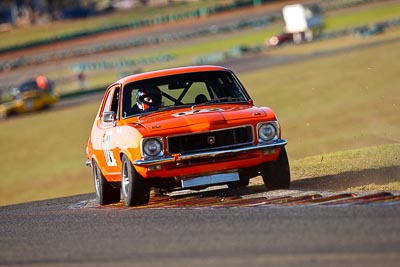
[260, 147, 291, 190]
[92, 160, 120, 205]
[121, 155, 150, 206]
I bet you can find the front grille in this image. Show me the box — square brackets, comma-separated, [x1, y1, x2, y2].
[167, 126, 253, 154]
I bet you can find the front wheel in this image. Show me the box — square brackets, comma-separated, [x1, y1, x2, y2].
[92, 160, 120, 205]
[260, 147, 291, 190]
[121, 155, 150, 207]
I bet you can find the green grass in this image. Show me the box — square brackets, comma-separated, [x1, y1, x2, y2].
[0, 0, 234, 49]
[0, 38, 399, 206]
[0, 102, 97, 205]
[324, 2, 400, 31]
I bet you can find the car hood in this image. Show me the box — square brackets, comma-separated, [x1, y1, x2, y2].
[130, 105, 274, 132]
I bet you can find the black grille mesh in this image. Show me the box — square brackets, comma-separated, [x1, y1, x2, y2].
[167, 126, 253, 154]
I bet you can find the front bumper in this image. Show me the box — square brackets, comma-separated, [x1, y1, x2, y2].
[133, 139, 287, 167]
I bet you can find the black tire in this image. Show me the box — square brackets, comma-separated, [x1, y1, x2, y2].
[92, 160, 120, 205]
[121, 155, 150, 207]
[260, 147, 291, 190]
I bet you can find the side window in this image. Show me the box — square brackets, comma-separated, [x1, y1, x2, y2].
[110, 87, 120, 114]
[102, 87, 120, 117]
[103, 88, 115, 113]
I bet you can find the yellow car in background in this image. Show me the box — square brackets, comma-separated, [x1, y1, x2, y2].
[0, 77, 58, 119]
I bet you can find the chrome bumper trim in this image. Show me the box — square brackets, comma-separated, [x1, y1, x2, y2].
[133, 139, 287, 167]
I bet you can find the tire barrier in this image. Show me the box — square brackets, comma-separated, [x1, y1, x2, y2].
[321, 18, 400, 39]
[70, 54, 175, 72]
[59, 86, 106, 100]
[195, 17, 400, 65]
[195, 45, 263, 65]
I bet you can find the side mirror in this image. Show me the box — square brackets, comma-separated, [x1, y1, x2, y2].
[102, 111, 116, 123]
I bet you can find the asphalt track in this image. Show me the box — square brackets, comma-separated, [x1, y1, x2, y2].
[1, 187, 400, 267]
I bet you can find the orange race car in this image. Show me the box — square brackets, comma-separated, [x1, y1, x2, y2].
[86, 65, 290, 206]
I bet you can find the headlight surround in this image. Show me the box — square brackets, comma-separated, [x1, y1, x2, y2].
[257, 122, 279, 143]
[142, 137, 163, 158]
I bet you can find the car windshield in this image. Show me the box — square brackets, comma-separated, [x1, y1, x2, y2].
[19, 80, 40, 93]
[122, 70, 249, 118]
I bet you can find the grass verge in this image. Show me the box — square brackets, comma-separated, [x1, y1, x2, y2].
[291, 144, 400, 179]
[250, 144, 400, 192]
[347, 182, 400, 191]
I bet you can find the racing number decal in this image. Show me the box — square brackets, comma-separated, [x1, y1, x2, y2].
[103, 131, 117, 166]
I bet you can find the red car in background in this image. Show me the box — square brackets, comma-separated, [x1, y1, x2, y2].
[267, 32, 294, 46]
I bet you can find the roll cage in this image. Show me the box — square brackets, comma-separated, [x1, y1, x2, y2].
[121, 71, 250, 118]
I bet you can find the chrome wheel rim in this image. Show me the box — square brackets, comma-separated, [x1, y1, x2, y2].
[121, 161, 130, 199]
[93, 166, 101, 198]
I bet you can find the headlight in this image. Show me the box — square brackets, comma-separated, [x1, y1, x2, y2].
[257, 122, 279, 143]
[142, 138, 163, 157]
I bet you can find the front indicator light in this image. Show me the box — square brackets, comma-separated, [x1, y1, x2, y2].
[263, 149, 277, 155]
[148, 165, 162, 171]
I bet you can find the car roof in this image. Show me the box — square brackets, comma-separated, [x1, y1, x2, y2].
[116, 65, 231, 86]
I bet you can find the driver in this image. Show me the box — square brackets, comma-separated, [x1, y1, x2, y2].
[133, 87, 162, 113]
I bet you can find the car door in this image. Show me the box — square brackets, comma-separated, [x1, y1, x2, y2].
[97, 85, 122, 180]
